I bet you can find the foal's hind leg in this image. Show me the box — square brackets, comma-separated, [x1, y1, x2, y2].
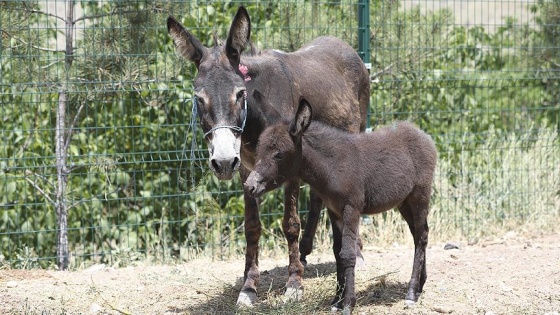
[398, 189, 430, 305]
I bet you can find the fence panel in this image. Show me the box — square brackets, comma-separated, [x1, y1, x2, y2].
[0, 0, 558, 268]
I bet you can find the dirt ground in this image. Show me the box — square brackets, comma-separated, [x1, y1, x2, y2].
[1, 231, 559, 314]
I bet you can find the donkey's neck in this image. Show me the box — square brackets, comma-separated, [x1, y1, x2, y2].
[298, 123, 356, 188]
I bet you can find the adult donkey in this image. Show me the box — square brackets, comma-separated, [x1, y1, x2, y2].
[167, 6, 369, 305]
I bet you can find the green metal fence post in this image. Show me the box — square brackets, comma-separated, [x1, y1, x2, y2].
[358, 0, 372, 130]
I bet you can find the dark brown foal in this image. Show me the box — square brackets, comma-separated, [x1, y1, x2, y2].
[245, 99, 437, 313]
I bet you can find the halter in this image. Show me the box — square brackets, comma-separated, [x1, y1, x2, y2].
[191, 91, 248, 139]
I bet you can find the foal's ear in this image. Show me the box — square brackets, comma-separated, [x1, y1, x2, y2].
[167, 16, 208, 69]
[290, 99, 313, 137]
[226, 6, 251, 66]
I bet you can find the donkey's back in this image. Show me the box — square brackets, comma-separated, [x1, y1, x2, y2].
[256, 36, 369, 133]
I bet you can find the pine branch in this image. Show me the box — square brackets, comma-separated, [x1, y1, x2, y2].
[1, 30, 66, 53]
[73, 7, 164, 24]
[20, 8, 66, 23]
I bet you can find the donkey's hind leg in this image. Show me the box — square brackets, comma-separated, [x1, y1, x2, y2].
[398, 188, 430, 305]
[299, 189, 323, 266]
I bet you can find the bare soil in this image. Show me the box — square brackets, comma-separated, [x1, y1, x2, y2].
[1, 231, 559, 314]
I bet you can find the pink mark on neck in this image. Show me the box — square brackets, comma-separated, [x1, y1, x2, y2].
[239, 64, 251, 82]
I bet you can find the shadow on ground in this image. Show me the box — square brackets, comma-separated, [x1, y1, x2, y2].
[183, 261, 408, 314]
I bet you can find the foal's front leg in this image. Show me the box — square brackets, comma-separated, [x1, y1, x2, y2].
[300, 193, 366, 267]
[283, 179, 305, 300]
[328, 205, 360, 313]
[328, 210, 345, 310]
[340, 205, 361, 312]
[236, 166, 262, 306]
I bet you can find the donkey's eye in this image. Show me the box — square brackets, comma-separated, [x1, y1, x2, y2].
[195, 96, 204, 106]
[274, 152, 284, 160]
[236, 90, 245, 102]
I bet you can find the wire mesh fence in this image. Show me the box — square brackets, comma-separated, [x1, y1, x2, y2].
[0, 0, 558, 269]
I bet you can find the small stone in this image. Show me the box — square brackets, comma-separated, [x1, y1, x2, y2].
[444, 243, 460, 250]
[500, 282, 513, 292]
[6, 281, 18, 288]
[433, 306, 453, 313]
[90, 303, 102, 314]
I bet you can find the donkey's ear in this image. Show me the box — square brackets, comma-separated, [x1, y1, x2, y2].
[167, 16, 208, 69]
[290, 99, 313, 137]
[225, 6, 251, 65]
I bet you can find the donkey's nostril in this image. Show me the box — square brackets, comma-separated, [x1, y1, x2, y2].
[231, 157, 240, 171]
[211, 159, 221, 172]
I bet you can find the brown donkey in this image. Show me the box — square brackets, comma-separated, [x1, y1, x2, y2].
[168, 6, 369, 305]
[245, 100, 437, 313]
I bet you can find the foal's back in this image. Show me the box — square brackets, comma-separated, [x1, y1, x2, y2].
[303, 121, 436, 215]
[358, 122, 437, 214]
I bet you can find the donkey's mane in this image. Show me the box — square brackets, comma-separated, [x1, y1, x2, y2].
[303, 120, 356, 151]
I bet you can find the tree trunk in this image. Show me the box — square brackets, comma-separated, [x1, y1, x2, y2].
[55, 0, 75, 271]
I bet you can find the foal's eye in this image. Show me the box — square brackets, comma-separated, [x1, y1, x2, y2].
[236, 90, 245, 102]
[274, 152, 284, 160]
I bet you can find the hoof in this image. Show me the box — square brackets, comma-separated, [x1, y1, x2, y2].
[355, 254, 366, 270]
[300, 257, 308, 267]
[283, 286, 304, 302]
[404, 299, 417, 307]
[342, 305, 352, 315]
[236, 290, 257, 307]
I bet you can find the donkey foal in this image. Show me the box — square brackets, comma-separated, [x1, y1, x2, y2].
[245, 100, 437, 313]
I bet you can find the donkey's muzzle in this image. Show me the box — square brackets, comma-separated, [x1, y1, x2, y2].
[210, 156, 240, 180]
[244, 171, 265, 198]
[207, 128, 242, 180]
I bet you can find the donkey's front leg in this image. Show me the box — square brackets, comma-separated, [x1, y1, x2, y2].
[283, 179, 305, 301]
[339, 205, 361, 313]
[236, 167, 262, 306]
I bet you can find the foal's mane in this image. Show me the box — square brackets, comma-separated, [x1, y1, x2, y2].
[303, 120, 356, 151]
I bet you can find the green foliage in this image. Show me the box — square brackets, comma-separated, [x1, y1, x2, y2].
[13, 246, 40, 270]
[431, 124, 560, 240]
[530, 0, 560, 128]
[370, 4, 558, 162]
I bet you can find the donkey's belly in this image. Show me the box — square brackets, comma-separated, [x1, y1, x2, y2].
[363, 201, 401, 215]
